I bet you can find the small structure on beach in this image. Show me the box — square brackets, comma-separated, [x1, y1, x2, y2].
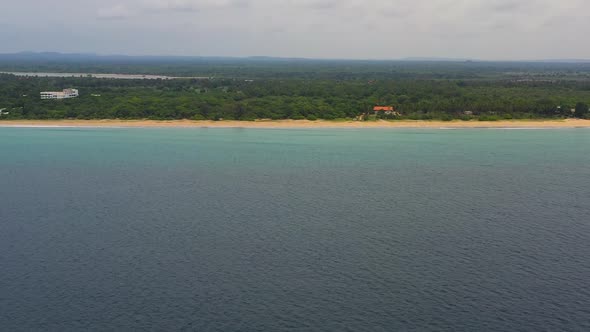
[40, 89, 79, 100]
[373, 106, 399, 116]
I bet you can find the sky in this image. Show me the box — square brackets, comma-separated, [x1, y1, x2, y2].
[0, 0, 588, 60]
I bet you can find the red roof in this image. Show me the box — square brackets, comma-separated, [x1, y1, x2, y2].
[373, 106, 395, 111]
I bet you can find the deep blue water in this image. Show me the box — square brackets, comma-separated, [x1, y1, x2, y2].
[1, 127, 590, 331]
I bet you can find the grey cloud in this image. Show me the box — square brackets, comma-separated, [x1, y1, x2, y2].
[0, 0, 587, 60]
[297, 0, 340, 10]
[97, 4, 133, 20]
[143, 0, 250, 12]
[490, 1, 525, 12]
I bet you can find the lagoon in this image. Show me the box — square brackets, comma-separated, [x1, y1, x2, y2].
[0, 71, 208, 80]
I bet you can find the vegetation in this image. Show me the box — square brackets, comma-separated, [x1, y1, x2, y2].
[1, 58, 590, 121]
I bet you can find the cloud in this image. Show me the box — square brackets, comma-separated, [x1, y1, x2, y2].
[490, 1, 524, 12]
[144, 0, 250, 12]
[97, 4, 132, 20]
[4, 0, 590, 59]
[295, 0, 339, 10]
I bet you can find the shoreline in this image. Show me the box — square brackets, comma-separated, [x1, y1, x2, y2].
[1, 119, 590, 129]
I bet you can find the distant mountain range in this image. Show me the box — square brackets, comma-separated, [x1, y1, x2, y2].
[0, 52, 589, 64]
[400, 57, 476, 62]
[401, 57, 590, 63]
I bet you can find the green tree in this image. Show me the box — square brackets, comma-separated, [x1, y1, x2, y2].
[574, 103, 589, 118]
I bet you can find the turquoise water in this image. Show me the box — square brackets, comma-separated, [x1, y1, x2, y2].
[1, 128, 590, 331]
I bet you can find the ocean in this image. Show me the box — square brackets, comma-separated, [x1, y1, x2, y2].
[1, 127, 589, 331]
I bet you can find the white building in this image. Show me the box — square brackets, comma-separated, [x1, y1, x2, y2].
[40, 89, 79, 100]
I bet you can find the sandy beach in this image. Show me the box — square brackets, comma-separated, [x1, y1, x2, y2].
[1, 119, 590, 129]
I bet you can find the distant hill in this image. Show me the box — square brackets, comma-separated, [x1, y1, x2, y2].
[0, 52, 234, 63]
[528, 59, 590, 63]
[400, 57, 476, 62]
[1, 52, 589, 64]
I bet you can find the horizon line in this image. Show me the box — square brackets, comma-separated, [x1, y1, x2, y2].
[2, 51, 590, 63]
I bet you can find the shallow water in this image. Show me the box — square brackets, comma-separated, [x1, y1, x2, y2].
[1, 128, 589, 331]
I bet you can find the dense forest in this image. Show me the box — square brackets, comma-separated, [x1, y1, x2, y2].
[1, 56, 589, 120]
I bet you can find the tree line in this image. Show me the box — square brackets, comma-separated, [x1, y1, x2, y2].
[0, 73, 589, 121]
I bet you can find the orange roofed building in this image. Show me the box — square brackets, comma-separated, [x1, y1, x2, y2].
[373, 106, 399, 115]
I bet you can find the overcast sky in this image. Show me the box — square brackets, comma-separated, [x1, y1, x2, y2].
[0, 0, 588, 60]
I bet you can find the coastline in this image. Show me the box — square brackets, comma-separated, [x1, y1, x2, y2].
[1, 119, 590, 129]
